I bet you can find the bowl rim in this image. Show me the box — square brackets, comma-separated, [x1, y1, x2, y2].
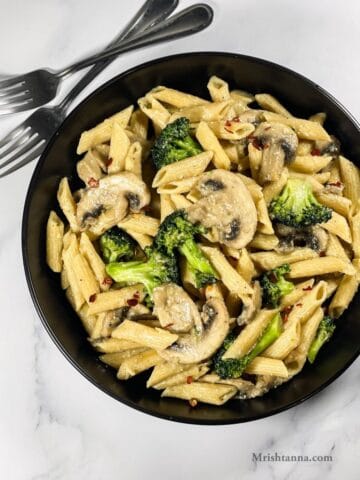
[22, 51, 360, 425]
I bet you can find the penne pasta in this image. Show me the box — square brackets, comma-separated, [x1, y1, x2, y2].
[245, 356, 288, 378]
[200, 245, 253, 297]
[77, 106, 133, 154]
[118, 213, 160, 237]
[287, 257, 355, 278]
[195, 121, 231, 170]
[46, 211, 64, 273]
[87, 285, 145, 315]
[161, 382, 237, 406]
[112, 320, 178, 350]
[152, 151, 212, 188]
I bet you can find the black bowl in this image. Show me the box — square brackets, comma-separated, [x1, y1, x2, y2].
[22, 52, 360, 425]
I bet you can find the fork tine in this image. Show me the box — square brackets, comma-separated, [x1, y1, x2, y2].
[0, 90, 31, 105]
[0, 84, 28, 97]
[0, 76, 26, 89]
[0, 128, 31, 158]
[0, 134, 41, 170]
[0, 102, 35, 115]
[0, 125, 29, 151]
[0, 142, 45, 178]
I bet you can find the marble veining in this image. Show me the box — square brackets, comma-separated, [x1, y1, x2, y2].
[0, 0, 359, 478]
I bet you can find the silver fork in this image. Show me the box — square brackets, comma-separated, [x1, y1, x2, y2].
[0, 4, 213, 178]
[0, 0, 184, 115]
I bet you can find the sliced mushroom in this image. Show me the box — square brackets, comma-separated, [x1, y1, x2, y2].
[252, 122, 298, 184]
[153, 283, 202, 333]
[76, 172, 150, 234]
[275, 224, 328, 252]
[237, 281, 261, 326]
[187, 169, 257, 249]
[158, 297, 230, 364]
[314, 135, 340, 156]
[237, 109, 264, 126]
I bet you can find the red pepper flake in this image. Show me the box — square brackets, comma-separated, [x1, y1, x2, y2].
[319, 251, 326, 257]
[127, 298, 138, 307]
[106, 157, 113, 167]
[232, 116, 240, 122]
[225, 120, 232, 127]
[264, 126, 272, 131]
[133, 291, 140, 299]
[311, 148, 321, 156]
[328, 181, 343, 187]
[224, 126, 233, 133]
[302, 285, 313, 291]
[189, 398, 198, 407]
[186, 376, 193, 384]
[164, 323, 174, 330]
[281, 305, 293, 323]
[251, 137, 262, 150]
[88, 177, 99, 188]
[263, 143, 270, 149]
[89, 293, 97, 303]
[102, 277, 113, 286]
[296, 303, 303, 307]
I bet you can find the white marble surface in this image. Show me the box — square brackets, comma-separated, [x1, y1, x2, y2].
[0, 0, 360, 478]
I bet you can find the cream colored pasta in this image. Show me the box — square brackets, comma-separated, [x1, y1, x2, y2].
[118, 213, 160, 237]
[223, 309, 278, 359]
[255, 93, 292, 117]
[161, 382, 237, 406]
[200, 246, 253, 297]
[49, 78, 360, 406]
[77, 106, 133, 154]
[245, 356, 288, 378]
[46, 211, 64, 273]
[153, 151, 212, 188]
[57, 178, 79, 232]
[195, 121, 231, 170]
[112, 320, 178, 350]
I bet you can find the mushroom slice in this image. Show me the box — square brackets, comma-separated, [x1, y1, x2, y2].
[314, 135, 340, 156]
[76, 172, 150, 233]
[253, 122, 298, 184]
[237, 109, 264, 126]
[187, 169, 257, 249]
[158, 297, 230, 364]
[237, 281, 261, 326]
[275, 224, 328, 252]
[153, 283, 202, 334]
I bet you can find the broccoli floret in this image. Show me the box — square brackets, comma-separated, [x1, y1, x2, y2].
[151, 117, 202, 170]
[260, 264, 294, 308]
[154, 209, 218, 288]
[269, 178, 332, 228]
[105, 247, 179, 299]
[307, 316, 336, 363]
[99, 227, 138, 263]
[214, 313, 283, 379]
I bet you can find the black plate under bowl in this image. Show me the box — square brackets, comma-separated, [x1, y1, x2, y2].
[22, 52, 360, 425]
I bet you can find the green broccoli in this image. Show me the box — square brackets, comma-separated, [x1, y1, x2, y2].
[151, 117, 202, 170]
[214, 313, 283, 379]
[307, 316, 336, 363]
[99, 227, 138, 263]
[153, 209, 218, 288]
[269, 178, 332, 228]
[260, 264, 295, 308]
[105, 247, 179, 299]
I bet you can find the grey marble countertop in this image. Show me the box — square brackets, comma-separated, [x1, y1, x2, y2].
[0, 0, 359, 479]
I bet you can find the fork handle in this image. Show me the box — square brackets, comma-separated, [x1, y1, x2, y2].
[58, 4, 213, 77]
[58, 0, 178, 111]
